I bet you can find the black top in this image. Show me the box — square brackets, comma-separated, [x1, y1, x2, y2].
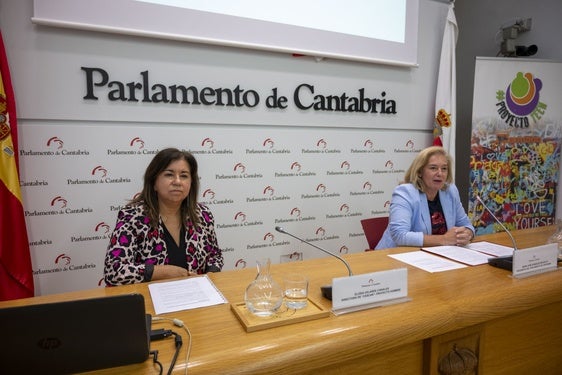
[162, 225, 187, 268]
[428, 195, 447, 235]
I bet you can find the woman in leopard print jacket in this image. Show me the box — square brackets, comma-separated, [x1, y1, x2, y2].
[104, 148, 223, 286]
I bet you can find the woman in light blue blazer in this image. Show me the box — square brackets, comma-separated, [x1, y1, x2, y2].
[375, 146, 474, 249]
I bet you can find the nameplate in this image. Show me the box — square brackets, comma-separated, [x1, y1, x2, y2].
[331, 268, 410, 315]
[513, 243, 558, 278]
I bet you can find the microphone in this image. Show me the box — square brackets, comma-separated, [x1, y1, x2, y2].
[475, 195, 516, 270]
[275, 226, 352, 300]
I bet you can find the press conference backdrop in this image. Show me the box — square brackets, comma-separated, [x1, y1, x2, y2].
[21, 124, 430, 294]
[4, 0, 448, 295]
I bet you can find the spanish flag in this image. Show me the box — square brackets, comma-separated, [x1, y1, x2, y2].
[0, 31, 34, 300]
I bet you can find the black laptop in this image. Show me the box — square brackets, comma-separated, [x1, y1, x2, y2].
[0, 293, 151, 374]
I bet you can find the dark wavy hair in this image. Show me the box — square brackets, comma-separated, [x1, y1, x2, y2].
[130, 147, 200, 228]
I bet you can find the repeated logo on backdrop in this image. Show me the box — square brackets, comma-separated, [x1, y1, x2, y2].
[19, 124, 429, 294]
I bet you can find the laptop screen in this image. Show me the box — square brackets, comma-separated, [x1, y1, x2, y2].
[0, 293, 151, 374]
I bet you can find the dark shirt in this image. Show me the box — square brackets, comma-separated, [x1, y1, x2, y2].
[162, 225, 187, 269]
[428, 196, 447, 235]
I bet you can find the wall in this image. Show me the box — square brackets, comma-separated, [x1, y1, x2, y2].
[0, 0, 450, 295]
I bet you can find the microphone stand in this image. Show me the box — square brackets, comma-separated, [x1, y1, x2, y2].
[476, 195, 517, 270]
[275, 226, 353, 300]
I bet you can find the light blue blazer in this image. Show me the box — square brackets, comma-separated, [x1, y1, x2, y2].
[375, 183, 474, 249]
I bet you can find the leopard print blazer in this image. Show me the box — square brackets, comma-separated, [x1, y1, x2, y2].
[104, 202, 223, 285]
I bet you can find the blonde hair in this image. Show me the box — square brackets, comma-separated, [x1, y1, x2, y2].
[404, 146, 453, 192]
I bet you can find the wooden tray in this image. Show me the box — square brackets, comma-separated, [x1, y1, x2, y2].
[231, 299, 330, 332]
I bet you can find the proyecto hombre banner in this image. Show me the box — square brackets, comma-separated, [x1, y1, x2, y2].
[469, 57, 562, 234]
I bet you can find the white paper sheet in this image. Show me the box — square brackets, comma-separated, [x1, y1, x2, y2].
[148, 275, 227, 315]
[420, 241, 514, 266]
[421, 246, 492, 266]
[466, 241, 514, 257]
[389, 251, 467, 273]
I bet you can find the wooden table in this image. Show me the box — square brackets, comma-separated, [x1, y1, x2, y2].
[2, 225, 561, 374]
